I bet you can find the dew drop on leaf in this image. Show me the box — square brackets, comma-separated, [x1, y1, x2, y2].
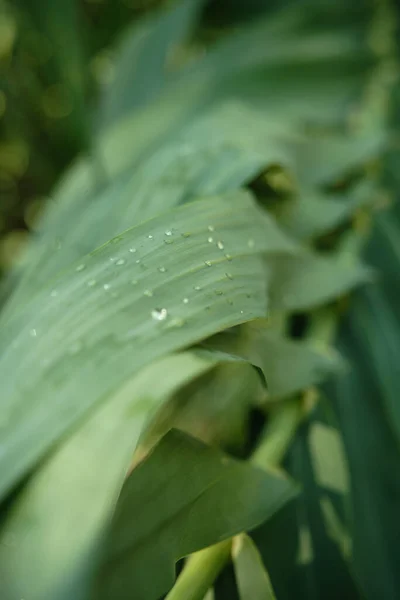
[50, 290, 58, 297]
[87, 279, 96, 287]
[131, 279, 138, 285]
[225, 272, 233, 280]
[129, 248, 137, 253]
[208, 225, 215, 232]
[103, 284, 111, 290]
[30, 328, 37, 338]
[116, 259, 126, 266]
[148, 235, 153, 240]
[205, 260, 212, 267]
[194, 285, 201, 291]
[225, 253, 232, 261]
[76, 264, 85, 272]
[165, 230, 172, 236]
[151, 308, 168, 321]
[158, 266, 167, 273]
[183, 298, 189, 304]
[207, 237, 214, 243]
[214, 290, 223, 296]
[144, 290, 153, 297]
[217, 241, 224, 250]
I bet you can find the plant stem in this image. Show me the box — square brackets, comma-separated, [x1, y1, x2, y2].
[165, 540, 232, 600]
[165, 397, 304, 600]
[251, 397, 302, 469]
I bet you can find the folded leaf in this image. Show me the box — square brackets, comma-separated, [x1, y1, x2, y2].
[92, 430, 298, 600]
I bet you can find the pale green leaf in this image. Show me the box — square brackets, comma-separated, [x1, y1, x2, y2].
[0, 350, 251, 600]
[0, 190, 293, 499]
[233, 534, 277, 600]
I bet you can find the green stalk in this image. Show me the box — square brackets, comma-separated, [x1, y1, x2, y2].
[165, 540, 232, 600]
[251, 398, 303, 469]
[165, 397, 303, 600]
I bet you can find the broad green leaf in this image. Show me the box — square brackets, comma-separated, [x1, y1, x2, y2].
[328, 309, 400, 600]
[0, 350, 251, 600]
[293, 131, 385, 188]
[269, 252, 373, 311]
[98, 0, 203, 131]
[4, 0, 374, 307]
[0, 190, 294, 499]
[92, 430, 297, 600]
[205, 323, 344, 400]
[276, 181, 375, 241]
[233, 534, 277, 600]
[3, 102, 294, 316]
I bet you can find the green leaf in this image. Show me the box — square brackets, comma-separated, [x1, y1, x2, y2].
[4, 103, 293, 316]
[92, 430, 297, 600]
[276, 181, 375, 241]
[269, 252, 373, 311]
[0, 190, 294, 499]
[0, 350, 252, 600]
[328, 300, 400, 600]
[205, 323, 344, 400]
[233, 534, 277, 600]
[98, 0, 203, 131]
[252, 404, 359, 600]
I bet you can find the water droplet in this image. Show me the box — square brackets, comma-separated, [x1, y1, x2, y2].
[135, 259, 141, 264]
[144, 290, 153, 297]
[183, 297, 189, 304]
[87, 279, 96, 287]
[158, 266, 167, 273]
[131, 279, 138, 285]
[129, 248, 137, 253]
[205, 260, 212, 267]
[207, 237, 214, 243]
[76, 264, 85, 272]
[165, 230, 172, 236]
[217, 241, 224, 250]
[148, 235, 153, 240]
[240, 310, 244, 314]
[103, 284, 111, 290]
[30, 329, 37, 338]
[194, 285, 201, 291]
[225, 272, 233, 280]
[248, 239, 255, 249]
[68, 341, 82, 355]
[225, 253, 232, 261]
[214, 290, 223, 296]
[164, 239, 174, 245]
[116, 259, 126, 266]
[182, 232, 191, 238]
[208, 225, 215, 232]
[50, 289, 58, 297]
[151, 308, 168, 321]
